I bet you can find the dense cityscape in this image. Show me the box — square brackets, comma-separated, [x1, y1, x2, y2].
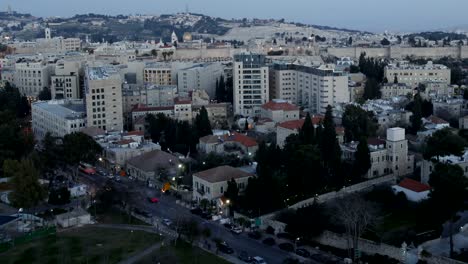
[1, 3, 468, 264]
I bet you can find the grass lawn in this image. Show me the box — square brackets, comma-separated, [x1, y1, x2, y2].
[89, 205, 149, 226]
[0, 226, 160, 264]
[136, 241, 230, 264]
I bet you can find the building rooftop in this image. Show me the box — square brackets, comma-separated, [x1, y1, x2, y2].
[398, 178, 431, 193]
[277, 116, 323, 130]
[33, 100, 85, 120]
[127, 150, 179, 172]
[86, 66, 120, 80]
[261, 100, 299, 111]
[194, 165, 253, 183]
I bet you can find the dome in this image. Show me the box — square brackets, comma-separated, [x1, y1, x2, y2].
[183, 32, 193, 42]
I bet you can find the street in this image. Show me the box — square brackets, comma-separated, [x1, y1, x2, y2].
[74, 170, 325, 264]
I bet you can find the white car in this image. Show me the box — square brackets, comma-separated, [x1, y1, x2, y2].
[162, 219, 172, 226]
[252, 256, 267, 264]
[231, 227, 242, 235]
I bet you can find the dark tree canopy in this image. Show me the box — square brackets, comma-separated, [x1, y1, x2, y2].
[38, 87, 52, 101]
[409, 93, 423, 134]
[319, 105, 342, 183]
[284, 202, 329, 239]
[353, 137, 371, 178]
[195, 106, 213, 138]
[342, 105, 378, 142]
[62, 132, 103, 164]
[423, 128, 467, 160]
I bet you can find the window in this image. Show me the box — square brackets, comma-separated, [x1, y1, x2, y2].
[220, 186, 224, 193]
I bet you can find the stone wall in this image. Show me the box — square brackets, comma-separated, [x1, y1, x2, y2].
[289, 174, 396, 209]
[174, 47, 232, 59]
[327, 46, 468, 59]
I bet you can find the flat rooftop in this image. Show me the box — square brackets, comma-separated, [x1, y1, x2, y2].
[33, 100, 86, 120]
[86, 66, 120, 80]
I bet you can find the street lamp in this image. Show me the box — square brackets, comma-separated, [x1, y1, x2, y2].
[226, 199, 230, 205]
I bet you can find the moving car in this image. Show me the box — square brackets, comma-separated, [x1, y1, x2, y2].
[252, 256, 267, 264]
[262, 237, 275, 246]
[231, 227, 242, 235]
[278, 242, 294, 252]
[217, 241, 234, 254]
[238, 251, 253, 263]
[296, 248, 310, 258]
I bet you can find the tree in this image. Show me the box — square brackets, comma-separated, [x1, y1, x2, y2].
[363, 78, 381, 100]
[409, 93, 423, 134]
[423, 128, 467, 160]
[381, 38, 390, 46]
[48, 187, 71, 205]
[62, 132, 102, 164]
[342, 105, 378, 142]
[335, 195, 377, 261]
[38, 87, 52, 101]
[349, 65, 360, 73]
[348, 37, 353, 46]
[150, 49, 158, 57]
[194, 106, 212, 138]
[353, 138, 371, 178]
[429, 163, 468, 257]
[224, 178, 239, 205]
[5, 159, 46, 208]
[179, 219, 201, 245]
[215, 76, 226, 102]
[319, 105, 342, 183]
[393, 75, 398, 84]
[284, 201, 329, 239]
[298, 113, 315, 144]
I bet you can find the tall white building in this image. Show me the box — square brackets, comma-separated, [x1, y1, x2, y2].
[269, 63, 350, 114]
[32, 99, 86, 140]
[85, 66, 123, 132]
[233, 53, 269, 116]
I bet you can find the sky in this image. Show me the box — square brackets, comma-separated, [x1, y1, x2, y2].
[6, 0, 468, 32]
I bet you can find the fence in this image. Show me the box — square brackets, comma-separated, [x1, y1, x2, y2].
[0, 226, 56, 253]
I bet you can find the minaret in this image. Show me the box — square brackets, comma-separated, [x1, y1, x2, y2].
[45, 24, 51, 40]
[171, 31, 178, 45]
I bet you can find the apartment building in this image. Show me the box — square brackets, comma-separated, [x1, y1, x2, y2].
[144, 63, 173, 86]
[51, 60, 83, 99]
[269, 63, 349, 114]
[122, 84, 177, 113]
[32, 99, 86, 139]
[384, 61, 451, 87]
[14, 59, 52, 98]
[177, 63, 224, 98]
[84, 66, 123, 132]
[233, 53, 269, 116]
[421, 149, 468, 184]
[260, 99, 300, 123]
[380, 83, 413, 99]
[341, 127, 414, 179]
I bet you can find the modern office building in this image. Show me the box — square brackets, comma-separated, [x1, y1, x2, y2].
[84, 66, 124, 132]
[233, 53, 269, 116]
[32, 99, 86, 139]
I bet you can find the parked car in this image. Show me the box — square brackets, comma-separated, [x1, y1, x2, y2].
[190, 208, 202, 215]
[231, 227, 242, 235]
[278, 242, 294, 252]
[262, 237, 275, 246]
[217, 241, 234, 254]
[223, 223, 234, 229]
[252, 256, 267, 264]
[238, 250, 253, 263]
[148, 197, 159, 203]
[296, 248, 310, 258]
[248, 231, 262, 240]
[162, 219, 172, 226]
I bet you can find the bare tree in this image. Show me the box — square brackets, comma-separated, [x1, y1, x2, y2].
[334, 194, 377, 261]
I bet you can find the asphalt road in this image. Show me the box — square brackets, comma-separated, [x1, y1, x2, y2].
[75, 170, 323, 264]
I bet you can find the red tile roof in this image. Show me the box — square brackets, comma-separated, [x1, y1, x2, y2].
[224, 132, 258, 147]
[277, 116, 323, 130]
[398, 178, 431, 193]
[261, 101, 299, 111]
[427, 115, 449, 125]
[367, 138, 386, 146]
[126, 131, 144, 136]
[115, 139, 135, 145]
[174, 97, 192, 105]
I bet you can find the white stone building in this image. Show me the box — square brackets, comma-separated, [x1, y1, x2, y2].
[84, 66, 124, 132]
[260, 99, 300, 123]
[177, 63, 225, 98]
[384, 61, 451, 88]
[14, 59, 52, 98]
[32, 99, 86, 140]
[233, 53, 269, 116]
[380, 83, 413, 99]
[341, 127, 414, 179]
